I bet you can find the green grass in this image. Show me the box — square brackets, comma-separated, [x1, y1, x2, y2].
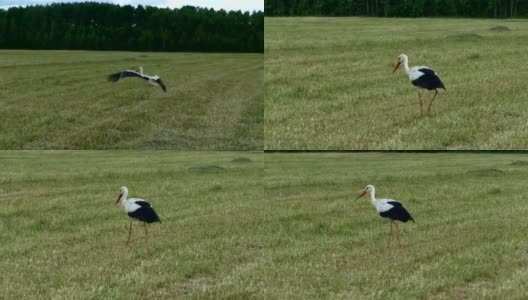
[263, 152, 528, 298]
[5, 151, 528, 298]
[0, 151, 264, 298]
[265, 18, 528, 150]
[0, 50, 263, 150]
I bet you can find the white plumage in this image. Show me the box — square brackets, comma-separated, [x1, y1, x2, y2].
[373, 198, 398, 213]
[408, 66, 431, 82]
[115, 186, 161, 254]
[107, 66, 167, 92]
[357, 184, 414, 248]
[393, 54, 446, 115]
[123, 198, 145, 214]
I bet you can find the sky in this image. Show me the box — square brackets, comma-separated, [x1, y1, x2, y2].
[0, 0, 263, 12]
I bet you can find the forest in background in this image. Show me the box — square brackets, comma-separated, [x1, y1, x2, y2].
[265, 0, 528, 18]
[0, 2, 263, 52]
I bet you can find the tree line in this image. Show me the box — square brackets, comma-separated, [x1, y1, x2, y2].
[0, 2, 263, 52]
[265, 0, 528, 18]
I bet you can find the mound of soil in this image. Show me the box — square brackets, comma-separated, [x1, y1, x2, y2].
[490, 25, 510, 31]
[510, 160, 528, 166]
[209, 184, 222, 191]
[466, 168, 504, 176]
[504, 112, 522, 118]
[231, 157, 252, 163]
[188, 165, 225, 172]
[446, 33, 483, 40]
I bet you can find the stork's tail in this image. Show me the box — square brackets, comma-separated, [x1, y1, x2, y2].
[439, 80, 446, 90]
[107, 72, 122, 82]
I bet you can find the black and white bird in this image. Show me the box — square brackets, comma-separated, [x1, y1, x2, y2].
[107, 66, 167, 92]
[115, 186, 161, 254]
[356, 184, 414, 248]
[393, 54, 446, 115]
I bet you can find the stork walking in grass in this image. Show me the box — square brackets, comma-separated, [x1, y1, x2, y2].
[356, 184, 414, 248]
[393, 54, 446, 115]
[115, 186, 161, 254]
[107, 66, 167, 92]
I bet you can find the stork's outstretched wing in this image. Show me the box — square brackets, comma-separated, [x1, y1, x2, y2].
[155, 78, 167, 92]
[107, 70, 144, 82]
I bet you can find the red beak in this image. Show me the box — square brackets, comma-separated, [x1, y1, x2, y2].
[392, 61, 401, 73]
[356, 190, 367, 200]
[115, 194, 122, 205]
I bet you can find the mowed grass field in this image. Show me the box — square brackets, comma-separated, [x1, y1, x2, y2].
[0, 151, 265, 298]
[265, 18, 528, 150]
[0, 50, 263, 149]
[264, 152, 528, 298]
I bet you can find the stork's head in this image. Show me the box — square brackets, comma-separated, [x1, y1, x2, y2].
[356, 184, 375, 200]
[393, 54, 408, 73]
[116, 186, 128, 205]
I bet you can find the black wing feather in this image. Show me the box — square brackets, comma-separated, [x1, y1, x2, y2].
[411, 68, 446, 90]
[128, 204, 161, 223]
[380, 201, 415, 223]
[107, 70, 144, 83]
[155, 78, 167, 92]
[134, 200, 152, 208]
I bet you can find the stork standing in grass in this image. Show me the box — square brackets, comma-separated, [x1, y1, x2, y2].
[115, 186, 161, 254]
[393, 54, 446, 115]
[107, 66, 167, 92]
[356, 184, 414, 248]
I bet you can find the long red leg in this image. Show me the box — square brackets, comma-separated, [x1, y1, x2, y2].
[428, 90, 438, 113]
[417, 90, 423, 116]
[387, 220, 393, 248]
[395, 222, 401, 247]
[126, 221, 132, 245]
[144, 222, 150, 255]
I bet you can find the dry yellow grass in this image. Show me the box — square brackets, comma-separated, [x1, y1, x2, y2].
[0, 151, 263, 299]
[265, 18, 528, 149]
[0, 50, 263, 150]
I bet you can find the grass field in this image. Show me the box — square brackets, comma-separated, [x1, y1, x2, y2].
[263, 152, 528, 298]
[265, 18, 528, 150]
[0, 50, 263, 150]
[4, 151, 528, 298]
[0, 151, 264, 298]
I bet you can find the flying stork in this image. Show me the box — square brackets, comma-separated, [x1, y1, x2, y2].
[115, 186, 161, 254]
[393, 54, 446, 115]
[356, 184, 414, 248]
[107, 66, 167, 92]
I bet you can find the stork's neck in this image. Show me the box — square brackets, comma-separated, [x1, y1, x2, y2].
[403, 57, 410, 74]
[139, 67, 143, 75]
[119, 191, 128, 206]
[369, 190, 377, 207]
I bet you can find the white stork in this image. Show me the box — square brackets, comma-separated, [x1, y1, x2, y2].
[115, 186, 161, 254]
[393, 54, 446, 115]
[108, 66, 167, 92]
[356, 184, 414, 248]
